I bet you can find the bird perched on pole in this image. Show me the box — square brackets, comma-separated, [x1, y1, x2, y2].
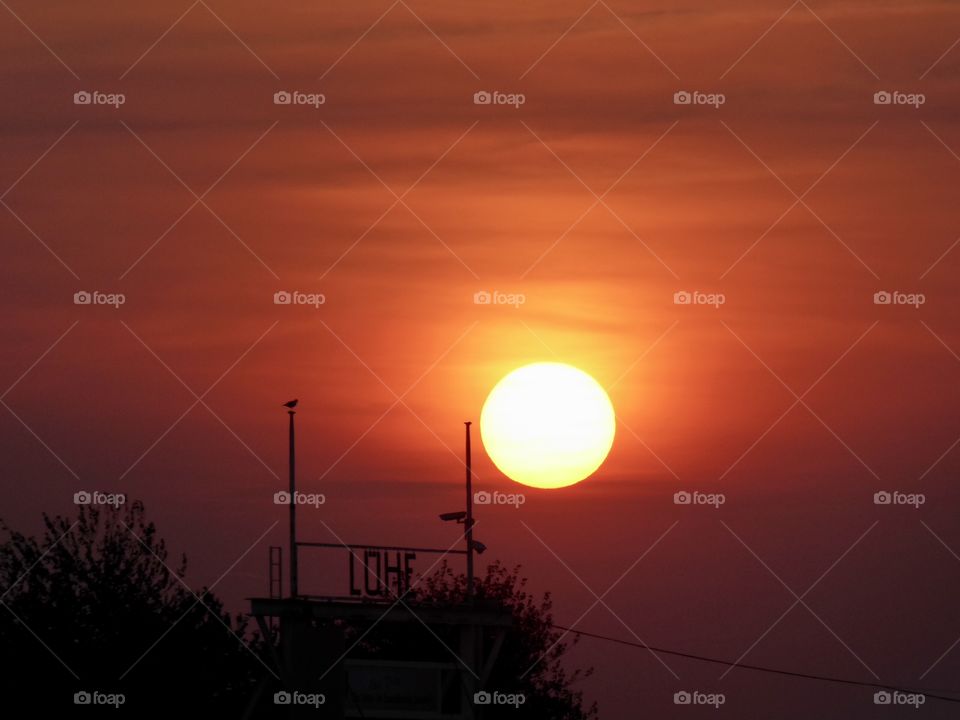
[282, 399, 298, 409]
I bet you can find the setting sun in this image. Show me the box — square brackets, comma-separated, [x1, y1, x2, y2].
[480, 363, 616, 489]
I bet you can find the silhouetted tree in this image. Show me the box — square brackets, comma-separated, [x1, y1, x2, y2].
[344, 561, 598, 719]
[0, 501, 267, 716]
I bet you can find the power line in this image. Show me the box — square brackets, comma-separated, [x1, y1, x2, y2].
[552, 624, 960, 704]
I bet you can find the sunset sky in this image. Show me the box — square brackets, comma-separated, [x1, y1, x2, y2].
[3, 0, 960, 716]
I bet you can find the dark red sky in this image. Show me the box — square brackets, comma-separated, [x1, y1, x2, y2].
[2, 0, 960, 716]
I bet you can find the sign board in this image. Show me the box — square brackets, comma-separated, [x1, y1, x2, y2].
[296, 542, 466, 600]
[349, 549, 416, 598]
[344, 660, 460, 719]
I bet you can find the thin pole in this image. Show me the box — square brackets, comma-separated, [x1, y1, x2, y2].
[289, 410, 299, 598]
[465, 421, 474, 600]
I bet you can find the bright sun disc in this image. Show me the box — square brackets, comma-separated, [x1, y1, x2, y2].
[480, 362, 616, 489]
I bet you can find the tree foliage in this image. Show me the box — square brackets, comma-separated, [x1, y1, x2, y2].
[0, 502, 262, 716]
[420, 561, 597, 719]
[344, 560, 598, 719]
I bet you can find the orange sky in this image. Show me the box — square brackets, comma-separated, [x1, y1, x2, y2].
[3, 1, 960, 716]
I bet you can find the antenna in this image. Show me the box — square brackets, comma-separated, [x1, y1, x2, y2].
[288, 405, 299, 598]
[465, 421, 474, 600]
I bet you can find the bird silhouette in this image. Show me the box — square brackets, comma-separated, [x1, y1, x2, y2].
[282, 399, 298, 408]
